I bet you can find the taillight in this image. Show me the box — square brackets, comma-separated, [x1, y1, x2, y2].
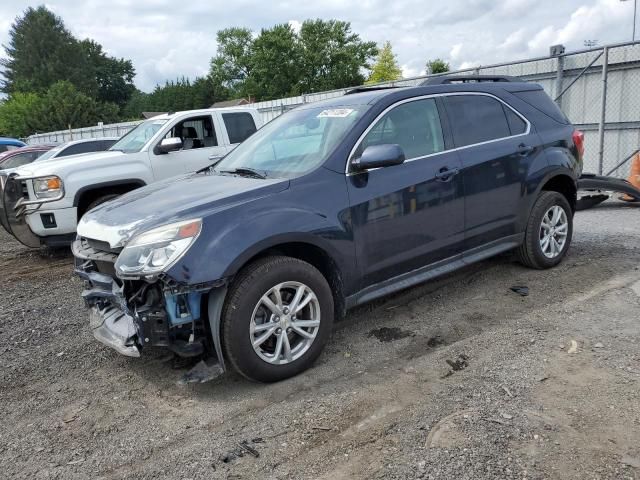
[572, 129, 585, 160]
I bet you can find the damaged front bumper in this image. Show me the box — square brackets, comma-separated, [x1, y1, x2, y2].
[73, 236, 227, 368]
[77, 268, 140, 357]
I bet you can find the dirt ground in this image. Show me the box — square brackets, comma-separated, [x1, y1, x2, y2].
[1, 200, 639, 480]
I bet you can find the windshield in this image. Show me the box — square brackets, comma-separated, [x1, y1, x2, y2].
[215, 105, 367, 178]
[109, 119, 168, 153]
[35, 146, 63, 161]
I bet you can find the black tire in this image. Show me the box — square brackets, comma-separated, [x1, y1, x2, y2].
[516, 191, 573, 269]
[221, 256, 334, 382]
[84, 194, 119, 215]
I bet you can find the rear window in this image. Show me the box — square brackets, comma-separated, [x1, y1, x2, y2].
[223, 112, 257, 144]
[513, 89, 570, 124]
[444, 95, 511, 147]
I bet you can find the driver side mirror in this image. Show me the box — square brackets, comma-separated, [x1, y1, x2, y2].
[155, 137, 182, 155]
[351, 144, 406, 171]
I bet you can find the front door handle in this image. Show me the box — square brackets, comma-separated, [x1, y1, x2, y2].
[435, 167, 460, 182]
[517, 144, 535, 156]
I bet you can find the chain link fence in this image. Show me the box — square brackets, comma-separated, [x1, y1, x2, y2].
[27, 41, 640, 178]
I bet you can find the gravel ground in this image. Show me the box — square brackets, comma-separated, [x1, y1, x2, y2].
[0, 200, 639, 479]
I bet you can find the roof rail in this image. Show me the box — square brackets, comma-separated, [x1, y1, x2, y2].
[345, 85, 401, 95]
[421, 75, 523, 85]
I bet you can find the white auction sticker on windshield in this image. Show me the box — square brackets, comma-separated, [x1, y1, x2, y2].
[317, 108, 354, 118]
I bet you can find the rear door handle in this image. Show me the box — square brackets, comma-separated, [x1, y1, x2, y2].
[435, 167, 460, 182]
[517, 144, 535, 156]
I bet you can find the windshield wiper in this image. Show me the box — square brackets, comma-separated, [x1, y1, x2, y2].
[219, 167, 267, 179]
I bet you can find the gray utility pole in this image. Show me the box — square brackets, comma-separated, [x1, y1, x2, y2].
[621, 0, 637, 41]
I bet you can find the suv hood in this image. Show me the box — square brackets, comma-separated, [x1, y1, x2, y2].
[77, 171, 290, 248]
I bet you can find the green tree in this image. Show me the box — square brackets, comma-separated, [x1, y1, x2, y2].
[296, 19, 378, 93]
[0, 92, 44, 138]
[80, 39, 136, 107]
[37, 81, 119, 132]
[250, 24, 301, 100]
[0, 6, 95, 95]
[207, 19, 378, 100]
[426, 58, 450, 74]
[366, 41, 403, 84]
[209, 27, 254, 98]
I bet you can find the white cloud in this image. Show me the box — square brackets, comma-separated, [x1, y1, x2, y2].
[0, 0, 636, 92]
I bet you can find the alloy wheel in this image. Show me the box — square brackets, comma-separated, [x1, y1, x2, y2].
[249, 281, 321, 365]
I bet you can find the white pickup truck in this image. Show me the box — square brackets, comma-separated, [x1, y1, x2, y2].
[0, 107, 262, 247]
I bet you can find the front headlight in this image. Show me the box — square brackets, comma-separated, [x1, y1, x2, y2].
[33, 176, 63, 199]
[115, 219, 202, 278]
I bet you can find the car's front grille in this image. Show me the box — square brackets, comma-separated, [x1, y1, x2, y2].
[73, 236, 122, 263]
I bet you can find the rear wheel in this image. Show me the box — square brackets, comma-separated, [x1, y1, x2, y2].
[221, 256, 334, 382]
[517, 191, 573, 269]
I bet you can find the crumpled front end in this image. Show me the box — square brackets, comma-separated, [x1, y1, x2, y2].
[73, 235, 220, 361]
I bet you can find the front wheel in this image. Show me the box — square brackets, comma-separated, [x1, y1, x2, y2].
[517, 191, 573, 269]
[221, 256, 334, 382]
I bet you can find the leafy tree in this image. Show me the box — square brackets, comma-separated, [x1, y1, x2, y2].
[0, 6, 95, 95]
[0, 81, 119, 137]
[296, 19, 378, 93]
[366, 41, 403, 84]
[209, 27, 254, 98]
[426, 58, 450, 74]
[208, 19, 378, 100]
[37, 81, 119, 132]
[0, 92, 43, 138]
[250, 24, 300, 100]
[122, 77, 223, 118]
[80, 39, 136, 107]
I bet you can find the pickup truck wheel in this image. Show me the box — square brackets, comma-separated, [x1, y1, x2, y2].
[85, 194, 119, 215]
[517, 191, 573, 269]
[221, 256, 334, 382]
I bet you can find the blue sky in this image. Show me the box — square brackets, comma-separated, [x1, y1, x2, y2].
[0, 0, 636, 92]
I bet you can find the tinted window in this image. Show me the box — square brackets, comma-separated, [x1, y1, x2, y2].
[223, 112, 257, 144]
[503, 105, 527, 135]
[59, 141, 103, 157]
[101, 139, 117, 150]
[513, 89, 569, 124]
[2, 151, 40, 169]
[358, 99, 445, 160]
[444, 95, 511, 147]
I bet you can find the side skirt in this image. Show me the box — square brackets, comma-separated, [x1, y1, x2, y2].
[345, 234, 524, 309]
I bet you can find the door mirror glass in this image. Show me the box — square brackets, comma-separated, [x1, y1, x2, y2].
[156, 137, 182, 154]
[352, 144, 405, 171]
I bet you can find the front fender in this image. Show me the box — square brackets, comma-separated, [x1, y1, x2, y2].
[167, 169, 356, 290]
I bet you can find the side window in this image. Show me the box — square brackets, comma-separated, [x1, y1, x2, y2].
[223, 112, 257, 144]
[166, 116, 216, 150]
[59, 142, 100, 157]
[357, 98, 445, 160]
[444, 95, 511, 147]
[503, 105, 527, 135]
[0, 145, 20, 153]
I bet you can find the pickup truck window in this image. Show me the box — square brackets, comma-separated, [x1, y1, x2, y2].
[215, 105, 366, 179]
[165, 116, 216, 149]
[222, 112, 257, 144]
[110, 119, 168, 153]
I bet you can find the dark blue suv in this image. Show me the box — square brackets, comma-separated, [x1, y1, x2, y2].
[73, 77, 583, 382]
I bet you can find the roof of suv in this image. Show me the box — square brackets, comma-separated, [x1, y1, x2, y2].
[303, 78, 543, 110]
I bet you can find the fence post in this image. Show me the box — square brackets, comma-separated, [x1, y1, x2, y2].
[597, 46, 609, 175]
[555, 55, 564, 109]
